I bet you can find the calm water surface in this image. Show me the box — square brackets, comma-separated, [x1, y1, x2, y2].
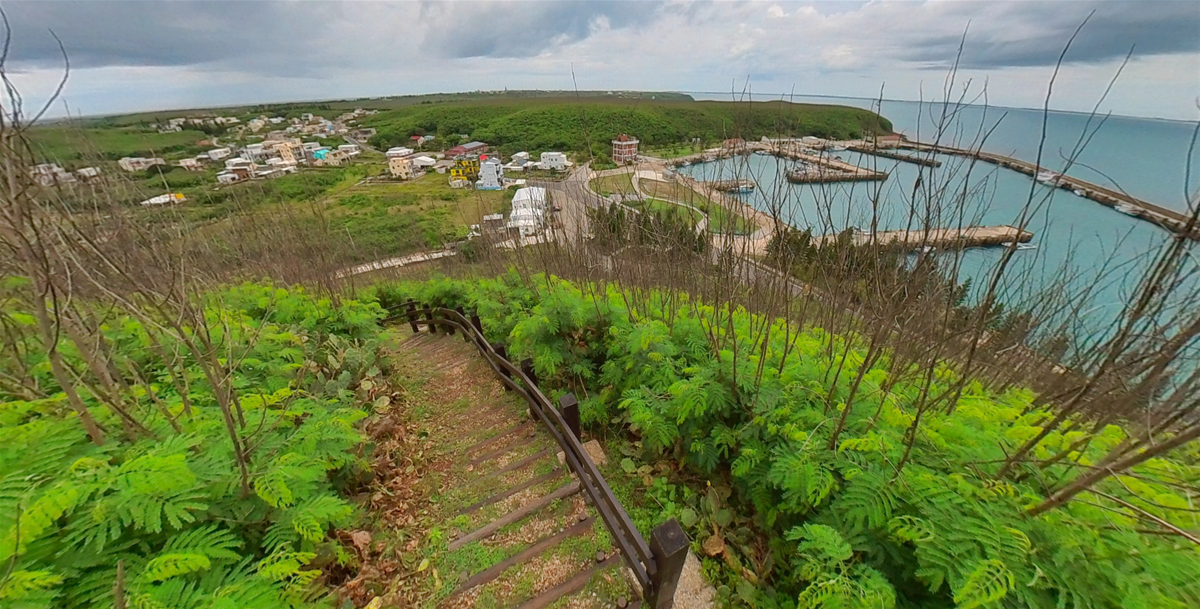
[678, 94, 1200, 337]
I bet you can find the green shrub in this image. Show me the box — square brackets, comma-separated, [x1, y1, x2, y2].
[364, 275, 1200, 609]
[0, 283, 387, 608]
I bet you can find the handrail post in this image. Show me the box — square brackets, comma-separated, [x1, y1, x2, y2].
[558, 393, 581, 441]
[404, 299, 419, 333]
[492, 343, 512, 391]
[648, 519, 688, 609]
[521, 358, 538, 420]
[455, 306, 469, 342]
[424, 304, 437, 334]
[470, 311, 483, 336]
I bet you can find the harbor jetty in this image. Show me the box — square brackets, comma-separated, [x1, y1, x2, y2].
[817, 225, 1033, 250]
[848, 145, 942, 168]
[767, 144, 890, 183]
[702, 178, 755, 193]
[900, 140, 1199, 238]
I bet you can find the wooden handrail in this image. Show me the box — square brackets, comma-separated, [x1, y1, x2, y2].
[384, 301, 688, 608]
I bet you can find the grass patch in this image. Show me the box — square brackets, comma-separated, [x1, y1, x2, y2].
[644, 143, 705, 159]
[628, 198, 703, 226]
[589, 172, 635, 197]
[29, 126, 209, 162]
[640, 178, 756, 235]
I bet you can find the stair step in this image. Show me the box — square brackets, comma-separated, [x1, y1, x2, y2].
[453, 516, 596, 596]
[470, 432, 538, 466]
[449, 481, 581, 551]
[457, 468, 566, 515]
[465, 449, 551, 489]
[466, 420, 535, 457]
[509, 553, 622, 609]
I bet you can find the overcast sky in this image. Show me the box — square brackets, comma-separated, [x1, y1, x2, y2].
[5, 0, 1198, 121]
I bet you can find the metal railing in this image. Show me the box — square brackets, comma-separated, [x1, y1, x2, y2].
[385, 301, 689, 609]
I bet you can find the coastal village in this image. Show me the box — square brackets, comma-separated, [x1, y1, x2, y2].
[27, 101, 1183, 254]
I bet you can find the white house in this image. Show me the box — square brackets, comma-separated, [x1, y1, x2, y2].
[178, 158, 204, 172]
[386, 146, 414, 158]
[337, 144, 361, 157]
[241, 143, 268, 161]
[208, 147, 232, 161]
[476, 158, 504, 190]
[31, 163, 75, 186]
[411, 156, 436, 169]
[118, 157, 165, 172]
[504, 151, 530, 172]
[75, 167, 101, 181]
[539, 152, 567, 171]
[139, 193, 187, 206]
[512, 186, 548, 215]
[216, 171, 241, 184]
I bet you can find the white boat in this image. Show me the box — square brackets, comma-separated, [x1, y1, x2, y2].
[827, 145, 848, 152]
[1001, 241, 1037, 251]
[1114, 203, 1139, 216]
[1035, 170, 1061, 185]
[1073, 189, 1085, 196]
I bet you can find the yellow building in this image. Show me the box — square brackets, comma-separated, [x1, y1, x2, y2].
[450, 157, 480, 181]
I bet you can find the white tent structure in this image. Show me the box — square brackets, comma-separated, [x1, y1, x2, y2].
[507, 187, 549, 236]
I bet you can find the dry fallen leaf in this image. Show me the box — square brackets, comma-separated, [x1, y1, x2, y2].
[350, 530, 372, 550]
[703, 534, 726, 557]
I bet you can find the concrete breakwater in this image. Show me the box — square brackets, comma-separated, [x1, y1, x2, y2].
[817, 225, 1034, 250]
[702, 178, 755, 192]
[848, 145, 942, 168]
[900, 141, 1198, 239]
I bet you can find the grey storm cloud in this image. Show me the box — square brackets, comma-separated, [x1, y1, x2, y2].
[1, 0, 1196, 77]
[900, 1, 1200, 69]
[0, 1, 336, 70]
[415, 0, 662, 59]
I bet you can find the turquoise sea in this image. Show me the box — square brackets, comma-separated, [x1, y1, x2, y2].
[680, 93, 1200, 340]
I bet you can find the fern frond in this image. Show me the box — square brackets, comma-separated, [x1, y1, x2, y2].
[953, 559, 1014, 608]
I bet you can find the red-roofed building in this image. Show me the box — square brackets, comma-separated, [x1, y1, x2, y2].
[611, 134, 639, 163]
[446, 141, 489, 157]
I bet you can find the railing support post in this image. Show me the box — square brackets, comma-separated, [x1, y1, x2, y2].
[521, 358, 538, 420]
[492, 343, 512, 391]
[404, 299, 419, 334]
[471, 311, 483, 336]
[455, 306, 469, 342]
[558, 393, 581, 441]
[648, 519, 688, 609]
[424, 304, 437, 334]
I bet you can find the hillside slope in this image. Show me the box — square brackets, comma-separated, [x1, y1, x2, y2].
[363, 98, 891, 155]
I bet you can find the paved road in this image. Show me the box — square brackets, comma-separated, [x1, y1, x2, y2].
[531, 164, 602, 245]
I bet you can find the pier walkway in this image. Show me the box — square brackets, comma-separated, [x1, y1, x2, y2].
[848, 145, 942, 168]
[899, 141, 1198, 238]
[817, 225, 1033, 250]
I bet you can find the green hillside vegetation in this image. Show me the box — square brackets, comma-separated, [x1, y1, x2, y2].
[324, 173, 514, 261]
[0, 282, 389, 608]
[69, 91, 693, 128]
[372, 275, 1200, 609]
[28, 127, 209, 163]
[362, 98, 891, 156]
